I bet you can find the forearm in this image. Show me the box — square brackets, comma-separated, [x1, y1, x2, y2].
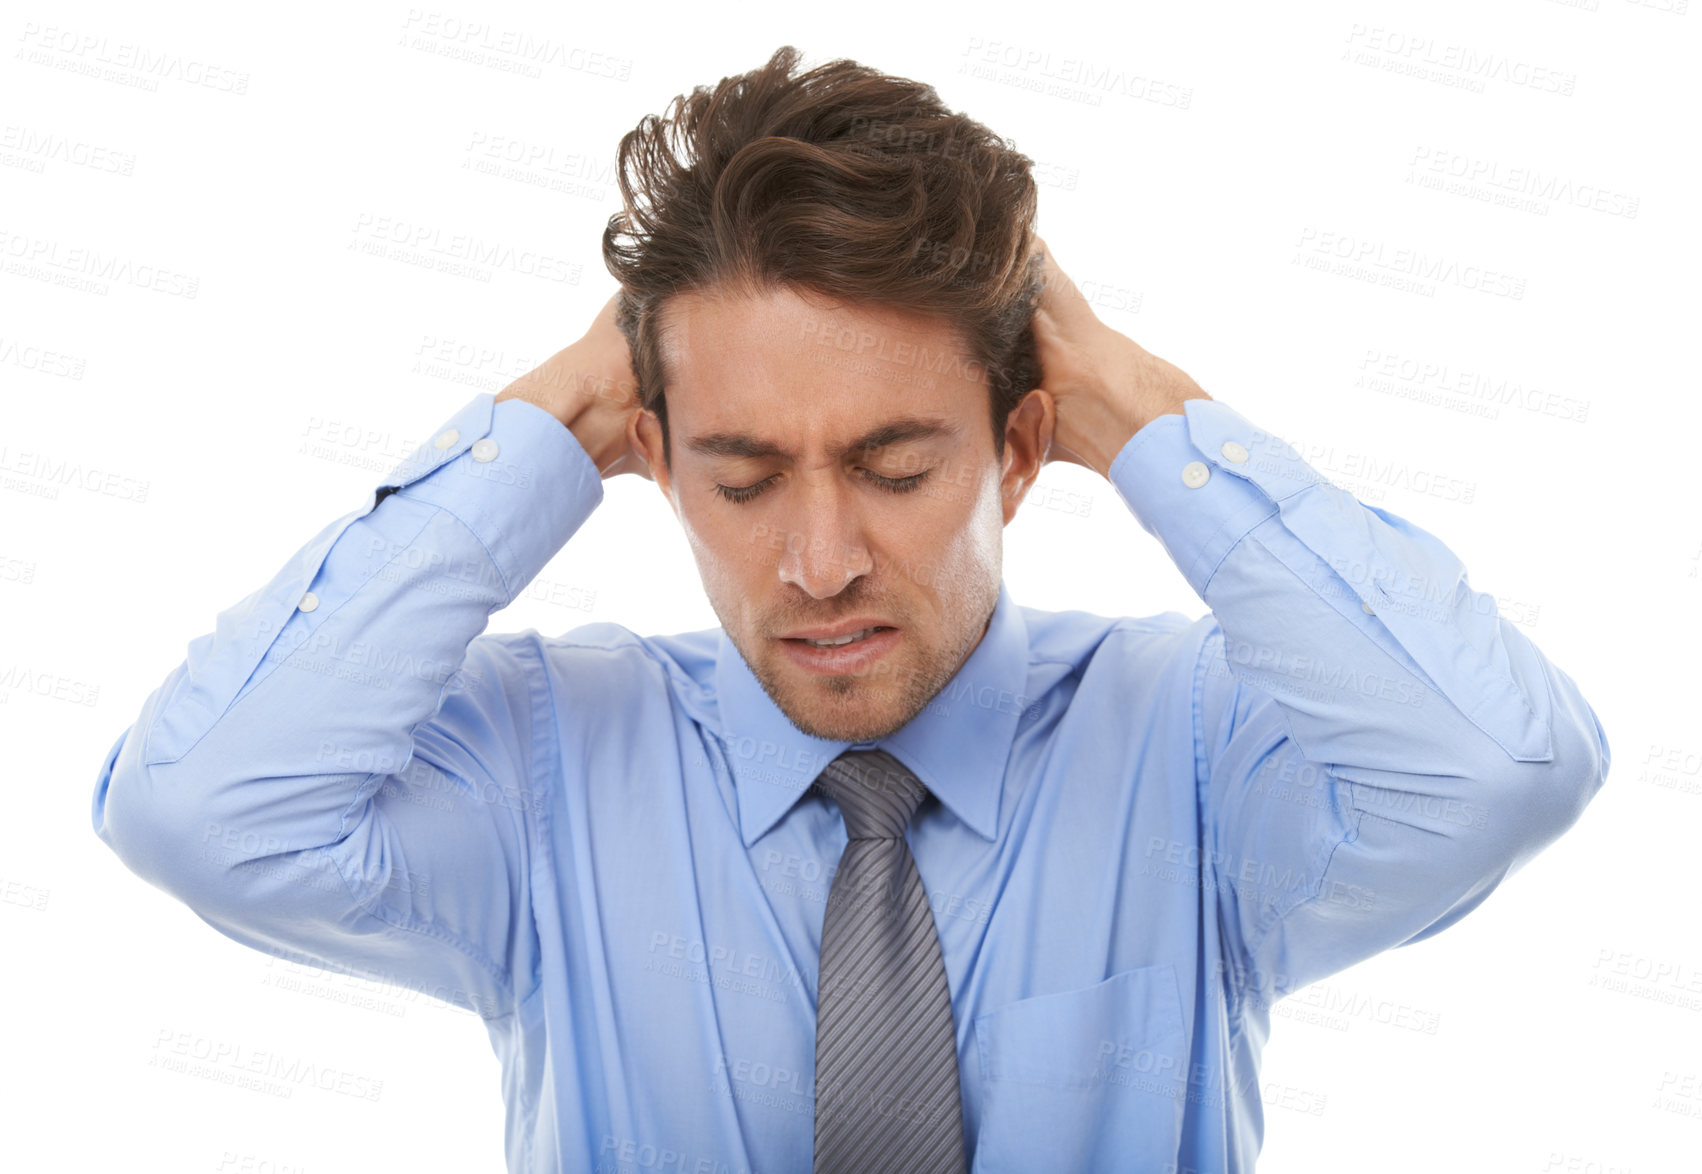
[1114, 403, 1583, 774]
[92, 392, 602, 903]
[1108, 401, 1610, 993]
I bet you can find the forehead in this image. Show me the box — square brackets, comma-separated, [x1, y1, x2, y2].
[655, 284, 989, 445]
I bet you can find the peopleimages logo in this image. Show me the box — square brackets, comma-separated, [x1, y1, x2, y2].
[349, 212, 580, 285]
[148, 1029, 384, 1101]
[398, 11, 633, 81]
[959, 36, 1194, 108]
[0, 230, 199, 298]
[1408, 146, 1639, 219]
[15, 22, 250, 94]
[1342, 24, 1577, 96]
[1292, 227, 1526, 302]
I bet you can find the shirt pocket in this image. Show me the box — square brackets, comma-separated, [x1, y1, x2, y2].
[971, 964, 1189, 1173]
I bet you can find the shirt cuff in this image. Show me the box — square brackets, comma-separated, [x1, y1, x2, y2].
[385, 393, 605, 604]
[1107, 399, 1298, 597]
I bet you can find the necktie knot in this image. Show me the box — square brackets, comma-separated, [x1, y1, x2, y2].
[812, 748, 927, 840]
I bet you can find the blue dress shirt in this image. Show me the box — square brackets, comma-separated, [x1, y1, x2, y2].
[91, 391, 1610, 1173]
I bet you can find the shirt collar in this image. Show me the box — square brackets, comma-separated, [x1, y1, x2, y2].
[714, 579, 1029, 847]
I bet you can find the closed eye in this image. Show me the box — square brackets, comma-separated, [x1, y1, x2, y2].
[714, 468, 931, 504]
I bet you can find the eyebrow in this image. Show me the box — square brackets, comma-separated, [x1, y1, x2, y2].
[683, 416, 960, 461]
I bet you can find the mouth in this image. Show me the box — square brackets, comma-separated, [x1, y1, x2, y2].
[786, 625, 891, 648]
[778, 625, 900, 673]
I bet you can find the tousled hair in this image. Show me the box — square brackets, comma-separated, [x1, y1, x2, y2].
[601, 44, 1043, 468]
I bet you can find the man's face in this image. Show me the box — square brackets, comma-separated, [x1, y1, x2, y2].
[634, 283, 1046, 744]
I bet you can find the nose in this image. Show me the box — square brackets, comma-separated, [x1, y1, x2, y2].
[775, 475, 874, 599]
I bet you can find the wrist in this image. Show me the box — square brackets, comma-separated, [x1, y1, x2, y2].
[1075, 361, 1207, 479]
[561, 396, 636, 477]
[1112, 357, 1208, 461]
[495, 344, 637, 476]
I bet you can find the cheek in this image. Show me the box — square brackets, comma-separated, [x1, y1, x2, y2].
[677, 510, 744, 598]
[914, 473, 1004, 591]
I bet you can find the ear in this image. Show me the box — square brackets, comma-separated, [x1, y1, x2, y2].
[630, 409, 678, 515]
[999, 388, 1054, 525]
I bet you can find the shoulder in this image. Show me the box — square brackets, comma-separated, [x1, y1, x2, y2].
[1021, 601, 1215, 676]
[508, 620, 723, 726]
[1010, 602, 1225, 736]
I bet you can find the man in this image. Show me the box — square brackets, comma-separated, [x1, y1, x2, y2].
[91, 45, 1609, 1174]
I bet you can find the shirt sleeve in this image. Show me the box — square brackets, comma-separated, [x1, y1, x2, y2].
[89, 392, 603, 1019]
[1106, 398, 1611, 1014]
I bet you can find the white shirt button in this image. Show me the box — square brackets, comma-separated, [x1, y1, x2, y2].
[1181, 461, 1211, 489]
[1361, 599, 1376, 615]
[1221, 440, 1248, 463]
[299, 591, 319, 613]
[434, 428, 459, 450]
[470, 438, 500, 463]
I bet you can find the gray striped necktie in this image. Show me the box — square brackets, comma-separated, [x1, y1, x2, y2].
[809, 748, 966, 1174]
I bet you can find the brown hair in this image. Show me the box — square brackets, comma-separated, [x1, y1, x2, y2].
[601, 45, 1043, 469]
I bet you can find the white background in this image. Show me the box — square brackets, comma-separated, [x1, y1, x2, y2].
[3, 0, 1698, 1171]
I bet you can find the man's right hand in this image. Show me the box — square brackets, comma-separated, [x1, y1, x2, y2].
[495, 293, 652, 480]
